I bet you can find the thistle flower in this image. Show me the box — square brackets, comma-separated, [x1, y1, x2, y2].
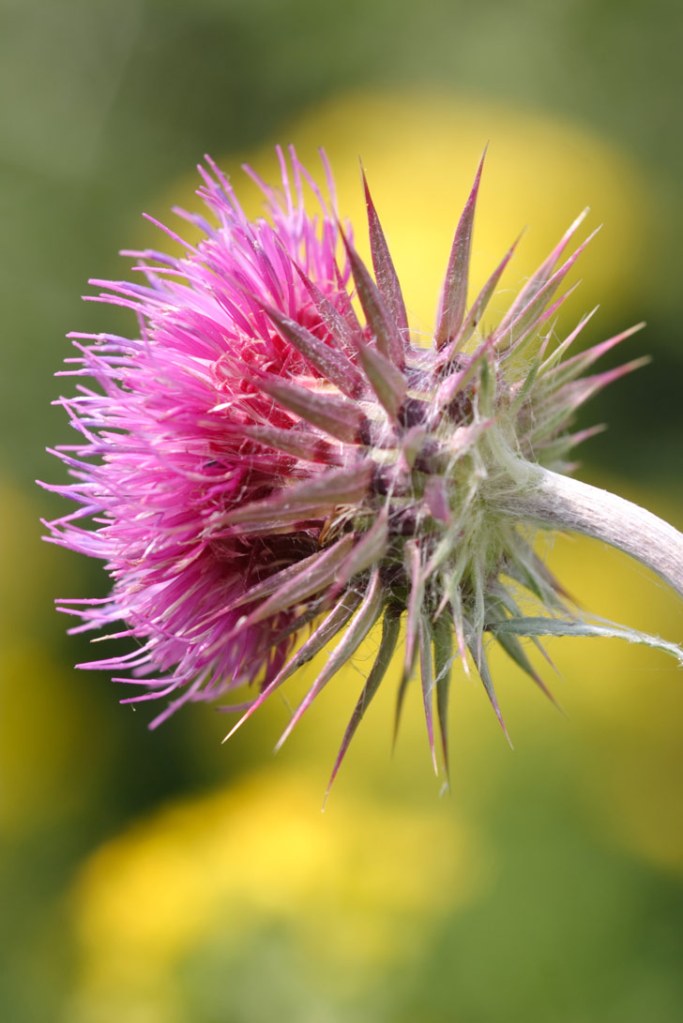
[44, 147, 682, 786]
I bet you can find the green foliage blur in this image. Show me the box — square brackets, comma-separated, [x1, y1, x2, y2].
[1, 2, 681, 1021]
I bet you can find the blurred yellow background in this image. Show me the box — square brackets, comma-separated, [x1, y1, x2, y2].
[1, 2, 682, 1021]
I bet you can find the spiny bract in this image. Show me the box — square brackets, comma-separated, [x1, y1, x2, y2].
[45, 147, 679, 788]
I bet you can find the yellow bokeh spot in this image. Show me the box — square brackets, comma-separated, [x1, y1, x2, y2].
[70, 770, 486, 1021]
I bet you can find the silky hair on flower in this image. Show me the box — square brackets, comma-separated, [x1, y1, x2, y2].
[44, 146, 682, 789]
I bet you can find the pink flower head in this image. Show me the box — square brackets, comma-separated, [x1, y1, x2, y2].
[45, 146, 682, 787]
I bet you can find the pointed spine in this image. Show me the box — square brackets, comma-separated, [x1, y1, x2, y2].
[419, 614, 438, 773]
[325, 606, 401, 799]
[340, 228, 405, 368]
[362, 169, 409, 337]
[432, 611, 454, 777]
[222, 462, 373, 531]
[261, 302, 365, 398]
[222, 590, 362, 742]
[275, 568, 385, 750]
[253, 375, 366, 443]
[435, 151, 485, 348]
[441, 233, 521, 361]
[357, 343, 408, 422]
[496, 208, 590, 337]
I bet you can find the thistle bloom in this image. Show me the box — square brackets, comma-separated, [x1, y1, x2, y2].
[45, 147, 682, 784]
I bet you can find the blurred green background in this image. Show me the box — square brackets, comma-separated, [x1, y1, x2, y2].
[1, 1, 682, 1021]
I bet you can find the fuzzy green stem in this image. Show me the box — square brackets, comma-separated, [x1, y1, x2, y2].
[500, 466, 683, 598]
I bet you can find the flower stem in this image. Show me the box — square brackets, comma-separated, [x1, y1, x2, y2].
[501, 467, 683, 598]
